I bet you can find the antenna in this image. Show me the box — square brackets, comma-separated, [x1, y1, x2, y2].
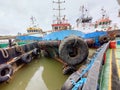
[79, 5, 89, 18]
[30, 16, 38, 27]
[53, 0, 65, 24]
[101, 7, 107, 18]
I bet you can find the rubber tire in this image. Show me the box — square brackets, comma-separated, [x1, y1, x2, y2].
[42, 50, 49, 57]
[59, 35, 89, 65]
[21, 54, 32, 63]
[86, 39, 95, 47]
[62, 65, 76, 75]
[32, 48, 40, 56]
[99, 35, 109, 44]
[0, 64, 13, 83]
[44, 47, 58, 58]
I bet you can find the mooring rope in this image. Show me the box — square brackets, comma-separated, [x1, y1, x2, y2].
[0, 48, 9, 58]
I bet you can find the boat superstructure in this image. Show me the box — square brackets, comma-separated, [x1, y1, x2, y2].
[52, 0, 71, 31]
[26, 16, 46, 37]
[75, 6, 119, 33]
[74, 5, 94, 33]
[94, 8, 119, 31]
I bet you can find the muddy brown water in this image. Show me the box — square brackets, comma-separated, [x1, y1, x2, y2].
[0, 49, 95, 90]
[0, 57, 68, 90]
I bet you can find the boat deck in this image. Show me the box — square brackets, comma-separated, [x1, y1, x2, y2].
[101, 42, 120, 90]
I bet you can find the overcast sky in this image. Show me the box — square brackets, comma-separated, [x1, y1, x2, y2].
[0, 0, 120, 35]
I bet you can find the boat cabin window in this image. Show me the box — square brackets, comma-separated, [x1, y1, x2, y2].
[99, 22, 102, 25]
[103, 22, 105, 25]
[55, 26, 58, 30]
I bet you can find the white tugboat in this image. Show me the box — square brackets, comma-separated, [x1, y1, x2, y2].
[74, 6, 119, 33]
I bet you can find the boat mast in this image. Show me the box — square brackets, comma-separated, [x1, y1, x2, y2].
[101, 8, 107, 19]
[80, 5, 85, 18]
[53, 0, 65, 24]
[76, 5, 92, 27]
[27, 16, 43, 34]
[30, 16, 37, 27]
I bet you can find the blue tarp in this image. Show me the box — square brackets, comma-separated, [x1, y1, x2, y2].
[43, 30, 85, 40]
[85, 31, 107, 39]
[16, 36, 42, 41]
[43, 30, 107, 41]
[16, 30, 107, 42]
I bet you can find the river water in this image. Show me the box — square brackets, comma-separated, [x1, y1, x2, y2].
[0, 57, 68, 90]
[0, 49, 95, 90]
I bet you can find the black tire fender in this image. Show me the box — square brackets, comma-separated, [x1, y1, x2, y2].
[99, 35, 109, 44]
[62, 65, 76, 75]
[85, 39, 95, 47]
[21, 54, 32, 63]
[59, 35, 89, 65]
[32, 48, 40, 56]
[0, 64, 13, 83]
[43, 47, 58, 58]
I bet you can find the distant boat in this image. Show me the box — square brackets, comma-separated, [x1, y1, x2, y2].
[51, 0, 71, 32]
[74, 6, 119, 33]
[27, 16, 45, 37]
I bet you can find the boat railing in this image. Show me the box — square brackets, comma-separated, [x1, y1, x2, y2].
[65, 42, 110, 90]
[81, 42, 110, 90]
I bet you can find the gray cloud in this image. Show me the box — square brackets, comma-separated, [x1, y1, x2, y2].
[0, 0, 120, 35]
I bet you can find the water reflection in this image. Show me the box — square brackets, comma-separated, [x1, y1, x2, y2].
[25, 66, 48, 90]
[0, 57, 68, 90]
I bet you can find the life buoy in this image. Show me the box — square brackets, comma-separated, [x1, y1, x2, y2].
[59, 35, 89, 65]
[0, 64, 13, 83]
[21, 54, 32, 63]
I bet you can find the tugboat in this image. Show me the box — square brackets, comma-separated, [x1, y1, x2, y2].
[75, 6, 119, 33]
[40, 0, 109, 76]
[27, 16, 43, 34]
[26, 16, 46, 37]
[94, 8, 119, 31]
[16, 16, 44, 41]
[75, 5, 94, 33]
[52, 0, 71, 31]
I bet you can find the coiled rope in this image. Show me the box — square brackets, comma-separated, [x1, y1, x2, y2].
[0, 48, 9, 58]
